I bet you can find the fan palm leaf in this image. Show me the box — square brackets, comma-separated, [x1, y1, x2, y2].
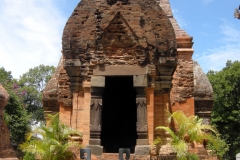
[19, 113, 82, 160]
[156, 111, 224, 160]
[156, 126, 177, 140]
[172, 139, 188, 160]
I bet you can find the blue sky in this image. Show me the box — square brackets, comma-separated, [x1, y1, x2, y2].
[171, 0, 240, 73]
[0, 0, 239, 79]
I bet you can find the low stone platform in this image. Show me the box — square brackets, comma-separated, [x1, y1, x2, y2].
[86, 154, 217, 160]
[157, 155, 217, 160]
[102, 153, 134, 160]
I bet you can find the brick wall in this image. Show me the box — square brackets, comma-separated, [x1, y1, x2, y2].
[146, 88, 154, 144]
[154, 94, 171, 142]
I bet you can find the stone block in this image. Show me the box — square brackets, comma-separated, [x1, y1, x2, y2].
[134, 75, 147, 87]
[86, 145, 103, 156]
[91, 76, 105, 87]
[89, 139, 101, 145]
[93, 66, 147, 76]
[136, 139, 149, 145]
[133, 155, 150, 160]
[135, 145, 150, 156]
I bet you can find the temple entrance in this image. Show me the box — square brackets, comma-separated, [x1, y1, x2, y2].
[101, 76, 137, 153]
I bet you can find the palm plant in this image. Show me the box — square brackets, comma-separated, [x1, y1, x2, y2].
[168, 111, 218, 143]
[19, 113, 82, 160]
[157, 126, 188, 159]
[156, 111, 222, 160]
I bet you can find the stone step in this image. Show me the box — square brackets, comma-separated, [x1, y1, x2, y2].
[102, 153, 135, 160]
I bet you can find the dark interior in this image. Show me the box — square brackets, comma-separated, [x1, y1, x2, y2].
[101, 76, 137, 153]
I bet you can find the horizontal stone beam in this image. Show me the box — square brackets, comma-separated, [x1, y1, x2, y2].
[93, 66, 147, 76]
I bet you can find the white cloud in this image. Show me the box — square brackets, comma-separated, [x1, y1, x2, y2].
[172, 9, 187, 28]
[0, 0, 65, 79]
[194, 22, 240, 73]
[220, 25, 240, 43]
[195, 45, 240, 72]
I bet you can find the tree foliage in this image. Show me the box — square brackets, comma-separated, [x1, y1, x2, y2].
[0, 67, 30, 148]
[207, 135, 229, 159]
[20, 113, 82, 160]
[4, 89, 30, 148]
[207, 60, 240, 158]
[18, 65, 55, 122]
[0, 67, 13, 83]
[18, 65, 55, 92]
[0, 65, 55, 147]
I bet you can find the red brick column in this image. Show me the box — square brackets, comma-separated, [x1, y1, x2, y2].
[146, 88, 154, 144]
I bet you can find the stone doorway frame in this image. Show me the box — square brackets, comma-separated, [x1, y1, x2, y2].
[87, 66, 149, 155]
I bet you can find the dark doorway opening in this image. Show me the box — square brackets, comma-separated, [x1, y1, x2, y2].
[101, 76, 137, 153]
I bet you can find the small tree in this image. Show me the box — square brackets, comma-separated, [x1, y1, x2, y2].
[156, 111, 228, 160]
[1, 67, 30, 148]
[18, 65, 55, 122]
[207, 60, 240, 158]
[19, 113, 82, 160]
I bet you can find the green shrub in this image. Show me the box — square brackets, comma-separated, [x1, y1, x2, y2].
[23, 152, 36, 160]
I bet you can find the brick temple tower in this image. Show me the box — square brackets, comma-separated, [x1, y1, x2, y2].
[43, 0, 213, 158]
[234, 5, 240, 19]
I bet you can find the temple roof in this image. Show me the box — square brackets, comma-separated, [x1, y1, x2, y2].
[157, 0, 188, 36]
[62, 0, 177, 60]
[42, 58, 62, 113]
[193, 61, 213, 101]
